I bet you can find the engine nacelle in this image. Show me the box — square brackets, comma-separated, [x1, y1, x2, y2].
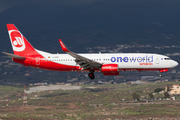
[101, 64, 119, 76]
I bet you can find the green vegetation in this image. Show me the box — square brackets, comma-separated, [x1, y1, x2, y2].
[154, 88, 164, 93]
[149, 93, 154, 99]
[0, 85, 24, 106]
[1, 82, 180, 119]
[132, 92, 140, 101]
[164, 92, 170, 98]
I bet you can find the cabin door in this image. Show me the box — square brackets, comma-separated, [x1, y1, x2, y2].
[36, 57, 40, 65]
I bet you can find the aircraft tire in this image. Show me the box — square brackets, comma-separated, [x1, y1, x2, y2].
[88, 73, 95, 79]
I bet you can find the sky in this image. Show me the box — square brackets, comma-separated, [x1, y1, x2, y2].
[0, 0, 16, 12]
[0, 0, 103, 12]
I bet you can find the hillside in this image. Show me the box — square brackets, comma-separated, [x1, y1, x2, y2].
[0, 82, 180, 119]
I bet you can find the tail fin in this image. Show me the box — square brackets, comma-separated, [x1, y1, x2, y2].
[7, 24, 39, 57]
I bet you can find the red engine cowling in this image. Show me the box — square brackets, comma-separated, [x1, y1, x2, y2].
[101, 64, 119, 76]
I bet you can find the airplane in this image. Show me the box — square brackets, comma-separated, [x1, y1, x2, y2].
[2, 24, 178, 79]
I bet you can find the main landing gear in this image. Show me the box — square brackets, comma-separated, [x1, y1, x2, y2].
[88, 70, 95, 80]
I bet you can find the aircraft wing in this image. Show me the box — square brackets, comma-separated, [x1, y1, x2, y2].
[59, 39, 102, 70]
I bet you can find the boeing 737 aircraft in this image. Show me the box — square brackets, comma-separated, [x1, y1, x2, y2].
[3, 24, 178, 79]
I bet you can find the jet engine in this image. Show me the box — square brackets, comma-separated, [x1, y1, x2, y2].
[101, 64, 119, 75]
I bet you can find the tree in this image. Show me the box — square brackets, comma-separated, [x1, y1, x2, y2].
[132, 92, 140, 101]
[154, 88, 164, 93]
[166, 85, 170, 92]
[149, 93, 154, 99]
[164, 92, 170, 98]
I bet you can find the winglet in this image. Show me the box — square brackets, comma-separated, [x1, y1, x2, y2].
[59, 39, 69, 52]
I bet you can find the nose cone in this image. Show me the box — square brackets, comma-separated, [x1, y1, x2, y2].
[172, 60, 178, 68]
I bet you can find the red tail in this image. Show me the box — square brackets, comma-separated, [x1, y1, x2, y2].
[7, 24, 39, 57]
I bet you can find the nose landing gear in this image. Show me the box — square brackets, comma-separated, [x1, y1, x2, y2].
[158, 71, 162, 77]
[159, 73, 162, 77]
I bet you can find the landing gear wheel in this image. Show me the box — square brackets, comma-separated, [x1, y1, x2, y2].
[159, 73, 162, 77]
[88, 73, 95, 79]
[158, 71, 162, 77]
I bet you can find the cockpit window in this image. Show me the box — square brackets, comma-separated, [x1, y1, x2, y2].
[164, 58, 171, 60]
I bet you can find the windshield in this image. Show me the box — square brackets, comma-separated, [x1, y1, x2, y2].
[164, 58, 171, 60]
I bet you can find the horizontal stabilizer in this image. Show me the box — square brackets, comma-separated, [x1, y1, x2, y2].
[2, 52, 26, 59]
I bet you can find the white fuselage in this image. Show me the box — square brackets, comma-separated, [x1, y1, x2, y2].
[39, 51, 178, 71]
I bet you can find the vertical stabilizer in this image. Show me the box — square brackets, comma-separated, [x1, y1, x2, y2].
[7, 24, 39, 57]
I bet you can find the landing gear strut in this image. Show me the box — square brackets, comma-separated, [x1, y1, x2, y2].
[88, 70, 95, 80]
[159, 73, 162, 77]
[159, 72, 162, 77]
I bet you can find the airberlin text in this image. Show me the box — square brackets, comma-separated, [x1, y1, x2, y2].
[111, 56, 153, 65]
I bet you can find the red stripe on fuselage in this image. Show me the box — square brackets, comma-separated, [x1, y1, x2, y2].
[39, 59, 80, 71]
[13, 57, 80, 71]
